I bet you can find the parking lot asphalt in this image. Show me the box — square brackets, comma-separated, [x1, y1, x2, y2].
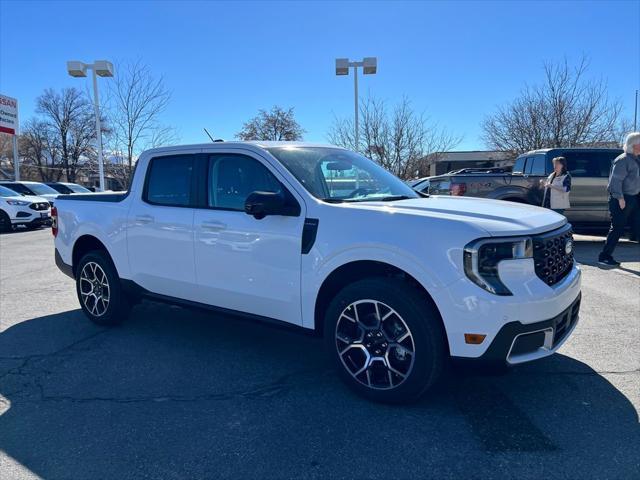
[0, 228, 638, 480]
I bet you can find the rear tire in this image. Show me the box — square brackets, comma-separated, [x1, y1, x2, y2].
[502, 197, 529, 204]
[0, 210, 13, 233]
[76, 250, 130, 326]
[324, 277, 446, 404]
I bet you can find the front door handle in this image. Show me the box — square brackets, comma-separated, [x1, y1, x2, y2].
[135, 214, 154, 225]
[201, 220, 227, 231]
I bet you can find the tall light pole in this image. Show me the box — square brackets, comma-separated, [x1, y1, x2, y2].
[634, 89, 638, 131]
[67, 60, 114, 191]
[335, 57, 377, 151]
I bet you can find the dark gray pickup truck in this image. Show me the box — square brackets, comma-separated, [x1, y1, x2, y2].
[427, 148, 622, 226]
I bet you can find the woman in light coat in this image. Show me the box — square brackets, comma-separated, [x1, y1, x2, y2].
[542, 156, 572, 215]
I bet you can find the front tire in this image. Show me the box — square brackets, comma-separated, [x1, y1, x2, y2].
[324, 277, 446, 404]
[76, 250, 130, 326]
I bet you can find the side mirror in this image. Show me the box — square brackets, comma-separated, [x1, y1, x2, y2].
[244, 191, 286, 219]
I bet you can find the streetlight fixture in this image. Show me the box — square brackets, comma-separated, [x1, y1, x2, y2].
[335, 57, 377, 151]
[67, 60, 114, 191]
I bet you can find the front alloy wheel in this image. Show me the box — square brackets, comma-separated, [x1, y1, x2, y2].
[335, 300, 415, 390]
[325, 277, 446, 403]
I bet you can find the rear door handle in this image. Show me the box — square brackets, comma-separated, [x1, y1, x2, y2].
[135, 214, 154, 225]
[201, 220, 227, 231]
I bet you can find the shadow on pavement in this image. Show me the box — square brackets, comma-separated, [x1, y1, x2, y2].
[573, 237, 640, 276]
[0, 226, 49, 235]
[1, 303, 638, 479]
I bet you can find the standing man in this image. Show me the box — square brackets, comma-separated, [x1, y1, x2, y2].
[598, 132, 640, 266]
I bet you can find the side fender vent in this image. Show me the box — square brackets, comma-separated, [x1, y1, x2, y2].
[301, 218, 319, 254]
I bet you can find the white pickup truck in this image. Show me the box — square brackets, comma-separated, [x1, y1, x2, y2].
[53, 142, 581, 403]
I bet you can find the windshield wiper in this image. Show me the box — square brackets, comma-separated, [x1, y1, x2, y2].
[378, 195, 414, 202]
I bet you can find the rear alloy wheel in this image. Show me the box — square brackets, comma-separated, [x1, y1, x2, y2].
[325, 277, 446, 403]
[79, 261, 111, 317]
[76, 250, 130, 325]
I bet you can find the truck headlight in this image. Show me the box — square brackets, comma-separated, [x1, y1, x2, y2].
[463, 237, 533, 296]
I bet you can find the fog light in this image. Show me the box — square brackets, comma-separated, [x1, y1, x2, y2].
[464, 333, 487, 345]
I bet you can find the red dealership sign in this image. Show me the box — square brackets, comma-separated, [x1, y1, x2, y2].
[0, 94, 19, 135]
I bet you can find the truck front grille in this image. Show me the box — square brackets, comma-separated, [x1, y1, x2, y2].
[532, 224, 574, 286]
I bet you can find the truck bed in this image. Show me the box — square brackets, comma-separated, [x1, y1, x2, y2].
[56, 192, 129, 203]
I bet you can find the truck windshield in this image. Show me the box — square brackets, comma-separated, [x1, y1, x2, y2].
[267, 147, 419, 202]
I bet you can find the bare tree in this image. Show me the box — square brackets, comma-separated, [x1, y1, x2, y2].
[237, 106, 305, 141]
[328, 96, 461, 179]
[18, 119, 62, 182]
[482, 57, 625, 154]
[0, 134, 13, 178]
[107, 61, 176, 185]
[36, 87, 98, 182]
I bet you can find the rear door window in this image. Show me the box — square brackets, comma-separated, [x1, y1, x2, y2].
[144, 155, 194, 206]
[562, 151, 619, 178]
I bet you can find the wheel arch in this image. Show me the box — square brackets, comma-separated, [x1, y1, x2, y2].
[488, 186, 531, 204]
[502, 197, 530, 204]
[72, 235, 114, 277]
[313, 260, 448, 347]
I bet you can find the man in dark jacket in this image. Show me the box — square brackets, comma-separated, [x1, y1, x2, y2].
[599, 132, 640, 266]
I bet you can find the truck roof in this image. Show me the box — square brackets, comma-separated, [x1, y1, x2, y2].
[519, 147, 622, 156]
[144, 141, 343, 156]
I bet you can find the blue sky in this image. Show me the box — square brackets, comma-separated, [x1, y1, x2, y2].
[1, 0, 638, 150]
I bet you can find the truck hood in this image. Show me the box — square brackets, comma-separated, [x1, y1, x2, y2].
[348, 195, 567, 236]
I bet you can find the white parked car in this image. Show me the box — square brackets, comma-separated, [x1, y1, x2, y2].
[0, 181, 60, 206]
[52, 142, 581, 403]
[0, 185, 52, 231]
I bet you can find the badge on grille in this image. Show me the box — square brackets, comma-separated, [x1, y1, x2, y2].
[565, 239, 573, 255]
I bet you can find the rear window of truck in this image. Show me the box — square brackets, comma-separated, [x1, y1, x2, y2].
[144, 155, 194, 207]
[560, 151, 619, 178]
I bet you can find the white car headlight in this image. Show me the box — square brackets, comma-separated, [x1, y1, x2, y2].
[463, 237, 533, 296]
[6, 200, 30, 206]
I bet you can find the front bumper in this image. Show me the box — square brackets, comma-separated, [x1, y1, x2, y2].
[452, 292, 581, 366]
[433, 258, 581, 359]
[12, 211, 51, 227]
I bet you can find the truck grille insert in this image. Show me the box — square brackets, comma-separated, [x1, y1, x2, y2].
[532, 224, 574, 286]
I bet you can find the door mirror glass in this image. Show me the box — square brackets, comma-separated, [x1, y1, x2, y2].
[244, 191, 286, 219]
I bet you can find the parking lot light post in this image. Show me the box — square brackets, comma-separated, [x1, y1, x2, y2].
[335, 57, 377, 152]
[66, 60, 114, 191]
